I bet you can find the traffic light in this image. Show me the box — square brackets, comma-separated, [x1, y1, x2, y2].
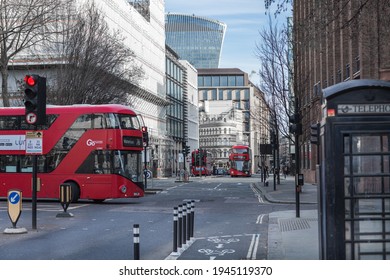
[141, 126, 149, 146]
[310, 123, 320, 145]
[289, 113, 302, 135]
[270, 131, 278, 149]
[183, 145, 190, 156]
[23, 74, 46, 125]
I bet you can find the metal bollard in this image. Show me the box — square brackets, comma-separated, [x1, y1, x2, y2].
[182, 204, 187, 245]
[178, 205, 182, 249]
[191, 200, 195, 238]
[173, 207, 178, 253]
[186, 201, 191, 241]
[133, 224, 140, 260]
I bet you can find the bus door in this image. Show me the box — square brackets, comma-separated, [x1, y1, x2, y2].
[319, 80, 390, 260]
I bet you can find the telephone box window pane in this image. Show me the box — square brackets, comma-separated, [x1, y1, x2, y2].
[352, 135, 388, 153]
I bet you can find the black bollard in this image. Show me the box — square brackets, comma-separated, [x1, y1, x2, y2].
[178, 205, 182, 249]
[173, 207, 178, 253]
[133, 224, 140, 260]
[182, 204, 187, 245]
[186, 201, 191, 241]
[191, 200, 195, 238]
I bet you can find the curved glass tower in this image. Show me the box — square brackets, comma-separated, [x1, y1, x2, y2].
[165, 13, 227, 69]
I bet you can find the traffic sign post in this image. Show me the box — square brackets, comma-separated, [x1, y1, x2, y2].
[25, 131, 43, 229]
[4, 190, 27, 234]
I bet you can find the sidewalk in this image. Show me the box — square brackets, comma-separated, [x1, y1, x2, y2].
[255, 175, 320, 260]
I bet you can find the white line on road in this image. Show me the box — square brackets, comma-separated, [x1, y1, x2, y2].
[256, 214, 267, 224]
[246, 233, 260, 260]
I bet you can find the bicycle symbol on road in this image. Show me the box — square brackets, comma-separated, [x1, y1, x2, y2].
[198, 236, 240, 257]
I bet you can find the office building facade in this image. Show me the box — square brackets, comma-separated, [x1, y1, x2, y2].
[165, 13, 227, 69]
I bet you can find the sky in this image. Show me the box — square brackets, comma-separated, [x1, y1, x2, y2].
[165, 0, 291, 82]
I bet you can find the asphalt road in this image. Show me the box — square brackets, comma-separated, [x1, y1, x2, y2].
[0, 175, 296, 260]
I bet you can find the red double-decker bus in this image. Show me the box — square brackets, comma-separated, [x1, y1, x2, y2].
[229, 145, 252, 177]
[190, 149, 213, 176]
[0, 104, 145, 202]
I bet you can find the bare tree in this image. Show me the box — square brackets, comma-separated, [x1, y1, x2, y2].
[255, 16, 291, 142]
[46, 1, 144, 105]
[0, 0, 69, 107]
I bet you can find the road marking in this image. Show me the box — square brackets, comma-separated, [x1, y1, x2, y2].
[246, 233, 260, 260]
[19, 204, 89, 212]
[256, 214, 267, 224]
[214, 183, 222, 190]
[250, 184, 266, 204]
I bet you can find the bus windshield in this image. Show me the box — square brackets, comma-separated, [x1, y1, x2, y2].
[232, 148, 248, 154]
[231, 160, 250, 172]
[113, 150, 143, 183]
[106, 113, 141, 130]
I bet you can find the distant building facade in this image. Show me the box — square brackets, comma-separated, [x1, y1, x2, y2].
[197, 68, 269, 173]
[165, 13, 227, 68]
[165, 46, 198, 176]
[179, 60, 199, 159]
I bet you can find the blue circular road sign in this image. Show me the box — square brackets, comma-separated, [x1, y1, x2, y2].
[8, 191, 21, 204]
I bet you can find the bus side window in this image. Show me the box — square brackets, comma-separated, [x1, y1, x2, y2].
[71, 114, 92, 130]
[105, 113, 121, 129]
[93, 114, 105, 129]
[2, 155, 18, 172]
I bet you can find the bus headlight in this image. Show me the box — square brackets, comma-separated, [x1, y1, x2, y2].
[119, 185, 127, 194]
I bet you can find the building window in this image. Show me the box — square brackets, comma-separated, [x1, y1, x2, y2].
[345, 64, 350, 80]
[212, 76, 220, 86]
[211, 89, 217, 100]
[228, 76, 235, 86]
[198, 76, 204, 86]
[204, 76, 212, 86]
[236, 76, 244, 86]
[227, 90, 232, 100]
[337, 69, 342, 83]
[244, 89, 249, 99]
[234, 90, 240, 100]
[218, 89, 224, 100]
[203, 91, 208, 100]
[220, 76, 228, 86]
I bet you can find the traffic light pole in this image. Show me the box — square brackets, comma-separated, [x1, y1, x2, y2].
[23, 74, 46, 230]
[294, 98, 301, 218]
[295, 132, 300, 218]
[32, 154, 38, 229]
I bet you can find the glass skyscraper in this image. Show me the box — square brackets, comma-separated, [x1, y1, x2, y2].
[165, 13, 227, 69]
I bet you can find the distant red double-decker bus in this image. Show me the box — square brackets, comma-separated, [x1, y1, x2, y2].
[191, 149, 213, 176]
[229, 145, 252, 177]
[0, 104, 145, 202]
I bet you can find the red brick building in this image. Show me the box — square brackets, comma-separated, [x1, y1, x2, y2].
[293, 0, 390, 182]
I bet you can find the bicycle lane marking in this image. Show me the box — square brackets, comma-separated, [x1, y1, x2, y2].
[167, 233, 261, 260]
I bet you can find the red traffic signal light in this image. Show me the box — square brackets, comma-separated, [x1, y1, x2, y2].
[23, 74, 46, 125]
[24, 75, 37, 87]
[141, 126, 149, 146]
